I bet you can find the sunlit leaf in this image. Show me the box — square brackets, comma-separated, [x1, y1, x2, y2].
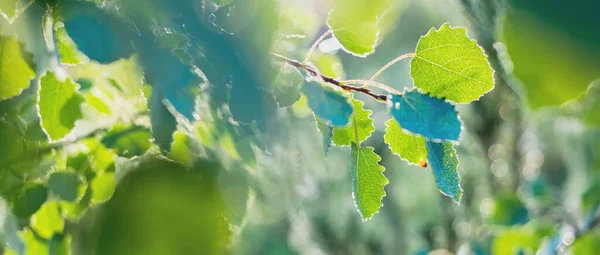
[571, 230, 600, 255]
[426, 141, 462, 202]
[383, 119, 428, 167]
[332, 97, 374, 146]
[411, 24, 494, 103]
[91, 172, 116, 204]
[54, 22, 89, 65]
[389, 90, 461, 141]
[302, 82, 353, 127]
[31, 202, 64, 239]
[326, 0, 402, 57]
[0, 36, 35, 100]
[38, 72, 85, 141]
[351, 144, 388, 220]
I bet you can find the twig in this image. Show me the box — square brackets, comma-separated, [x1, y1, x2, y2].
[340, 79, 402, 95]
[369, 53, 415, 82]
[271, 53, 388, 101]
[303, 30, 333, 64]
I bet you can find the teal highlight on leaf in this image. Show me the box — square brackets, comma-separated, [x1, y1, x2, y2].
[426, 141, 462, 203]
[302, 82, 353, 127]
[389, 90, 461, 141]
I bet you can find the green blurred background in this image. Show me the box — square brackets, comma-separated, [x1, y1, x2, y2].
[0, 0, 599, 254]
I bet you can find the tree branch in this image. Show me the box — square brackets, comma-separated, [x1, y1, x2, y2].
[271, 53, 388, 101]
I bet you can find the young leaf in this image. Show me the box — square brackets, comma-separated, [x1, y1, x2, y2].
[389, 90, 461, 141]
[351, 144, 388, 220]
[38, 72, 85, 141]
[273, 64, 303, 108]
[0, 36, 35, 100]
[410, 24, 494, 103]
[302, 82, 353, 127]
[383, 119, 428, 167]
[426, 141, 462, 203]
[30, 202, 64, 239]
[332, 97, 375, 146]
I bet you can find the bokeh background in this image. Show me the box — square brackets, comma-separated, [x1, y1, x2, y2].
[0, 0, 599, 254]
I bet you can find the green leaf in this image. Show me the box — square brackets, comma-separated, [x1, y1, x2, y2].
[426, 141, 462, 203]
[273, 63, 303, 108]
[383, 119, 428, 167]
[326, 0, 400, 56]
[38, 72, 85, 141]
[31, 202, 64, 239]
[331, 97, 374, 146]
[571, 230, 600, 255]
[0, 36, 36, 100]
[90, 172, 116, 204]
[54, 22, 89, 66]
[48, 172, 84, 202]
[101, 125, 153, 158]
[410, 24, 494, 103]
[12, 184, 48, 218]
[350, 144, 388, 220]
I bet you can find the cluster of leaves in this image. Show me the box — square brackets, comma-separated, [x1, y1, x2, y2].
[281, 20, 494, 220]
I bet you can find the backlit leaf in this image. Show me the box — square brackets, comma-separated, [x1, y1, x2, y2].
[302, 82, 353, 127]
[389, 90, 461, 141]
[54, 22, 89, 65]
[0, 36, 35, 100]
[31, 202, 64, 239]
[332, 97, 374, 146]
[316, 117, 333, 154]
[426, 141, 462, 202]
[383, 119, 428, 167]
[411, 24, 494, 103]
[351, 144, 388, 220]
[38, 72, 84, 141]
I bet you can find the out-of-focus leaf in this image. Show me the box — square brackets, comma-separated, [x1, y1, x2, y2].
[90, 172, 116, 204]
[501, 9, 600, 108]
[273, 64, 303, 108]
[168, 130, 195, 167]
[389, 90, 461, 141]
[331, 97, 374, 146]
[571, 230, 600, 255]
[0, 36, 35, 100]
[38, 72, 85, 141]
[351, 144, 388, 220]
[0, 119, 26, 164]
[302, 82, 353, 127]
[31, 202, 64, 239]
[384, 119, 428, 167]
[81, 159, 230, 255]
[316, 117, 333, 154]
[101, 125, 153, 158]
[48, 172, 84, 202]
[410, 24, 494, 103]
[326, 0, 402, 57]
[311, 53, 345, 79]
[582, 179, 600, 213]
[18, 229, 70, 255]
[492, 224, 554, 255]
[426, 141, 462, 203]
[12, 184, 48, 218]
[489, 194, 530, 226]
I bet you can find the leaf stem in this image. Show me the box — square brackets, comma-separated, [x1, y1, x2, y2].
[369, 53, 415, 81]
[271, 53, 388, 101]
[303, 30, 333, 64]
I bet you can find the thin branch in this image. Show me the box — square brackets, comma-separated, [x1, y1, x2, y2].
[340, 79, 402, 95]
[271, 53, 388, 101]
[369, 53, 415, 81]
[303, 30, 333, 64]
